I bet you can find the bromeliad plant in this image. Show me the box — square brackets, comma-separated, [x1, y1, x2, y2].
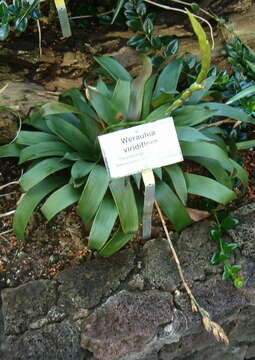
[0, 11, 254, 257]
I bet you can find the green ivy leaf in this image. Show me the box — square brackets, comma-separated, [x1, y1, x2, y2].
[221, 217, 239, 230]
[15, 17, 28, 32]
[0, 23, 10, 40]
[127, 34, 146, 47]
[126, 19, 141, 31]
[136, 2, 146, 16]
[222, 242, 238, 255]
[0, 1, 9, 23]
[111, 0, 125, 24]
[234, 277, 244, 288]
[143, 17, 153, 35]
[151, 35, 162, 50]
[209, 228, 221, 242]
[211, 251, 228, 265]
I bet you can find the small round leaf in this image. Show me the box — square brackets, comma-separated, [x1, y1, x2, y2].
[0, 23, 10, 40]
[221, 217, 239, 229]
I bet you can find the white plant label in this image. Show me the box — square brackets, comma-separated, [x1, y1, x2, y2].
[98, 117, 183, 179]
[54, 0, 72, 38]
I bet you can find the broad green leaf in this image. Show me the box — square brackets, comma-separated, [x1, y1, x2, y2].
[111, 0, 125, 24]
[173, 106, 216, 126]
[229, 159, 248, 185]
[188, 75, 216, 104]
[201, 129, 228, 151]
[184, 173, 237, 204]
[16, 131, 58, 145]
[191, 157, 233, 188]
[88, 87, 119, 125]
[97, 78, 112, 98]
[77, 165, 109, 224]
[187, 10, 211, 83]
[60, 88, 98, 120]
[99, 227, 134, 257]
[127, 56, 152, 122]
[61, 152, 83, 162]
[196, 102, 254, 124]
[71, 160, 95, 183]
[155, 179, 192, 231]
[23, 111, 52, 133]
[20, 157, 71, 192]
[88, 195, 118, 250]
[153, 167, 162, 179]
[151, 90, 178, 109]
[112, 80, 131, 118]
[176, 126, 213, 142]
[13, 175, 66, 240]
[144, 103, 169, 122]
[164, 164, 188, 205]
[46, 117, 97, 160]
[236, 140, 255, 150]
[133, 173, 142, 189]
[19, 141, 72, 164]
[153, 58, 183, 99]
[46, 113, 80, 128]
[0, 24, 10, 40]
[141, 74, 157, 119]
[41, 101, 83, 117]
[181, 141, 230, 163]
[41, 184, 81, 221]
[94, 56, 132, 82]
[0, 143, 21, 157]
[110, 177, 139, 233]
[226, 85, 255, 105]
[59, 90, 100, 141]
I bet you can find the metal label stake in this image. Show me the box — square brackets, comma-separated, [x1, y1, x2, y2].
[142, 169, 155, 239]
[54, 0, 72, 38]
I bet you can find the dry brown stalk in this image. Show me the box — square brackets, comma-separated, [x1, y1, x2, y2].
[155, 200, 229, 345]
[198, 119, 236, 130]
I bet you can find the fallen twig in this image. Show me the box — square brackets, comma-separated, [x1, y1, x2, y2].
[70, 10, 113, 20]
[155, 200, 229, 345]
[0, 191, 17, 197]
[198, 119, 236, 130]
[0, 210, 15, 218]
[0, 83, 9, 95]
[0, 181, 19, 191]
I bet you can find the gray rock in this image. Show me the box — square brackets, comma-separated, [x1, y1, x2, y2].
[142, 238, 178, 291]
[175, 221, 220, 282]
[81, 290, 185, 360]
[1, 280, 57, 335]
[0, 304, 4, 345]
[227, 204, 255, 260]
[57, 249, 134, 312]
[1, 320, 81, 360]
[1, 204, 255, 360]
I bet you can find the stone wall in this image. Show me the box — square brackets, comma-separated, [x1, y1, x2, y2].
[0, 203, 255, 360]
